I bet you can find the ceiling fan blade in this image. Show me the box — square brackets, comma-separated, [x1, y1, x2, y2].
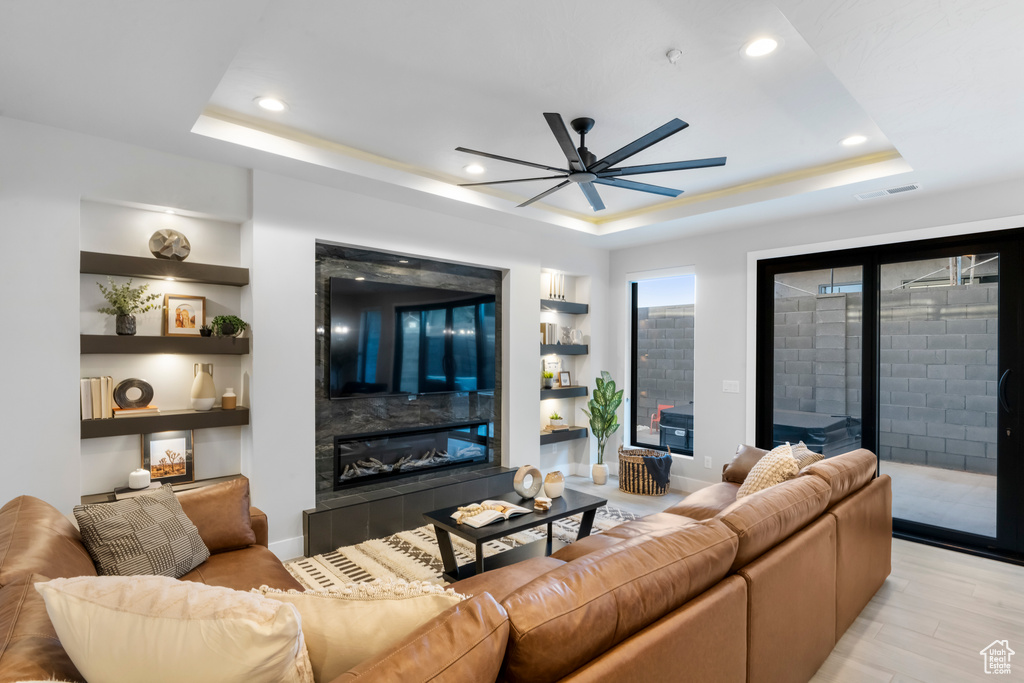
[587, 119, 690, 174]
[517, 180, 572, 208]
[543, 113, 586, 171]
[593, 177, 682, 197]
[598, 157, 727, 177]
[578, 182, 606, 211]
[456, 147, 567, 173]
[459, 175, 566, 187]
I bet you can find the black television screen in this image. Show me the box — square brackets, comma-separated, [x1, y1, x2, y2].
[328, 278, 496, 399]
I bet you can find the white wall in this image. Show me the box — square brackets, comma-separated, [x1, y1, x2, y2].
[609, 179, 1024, 493]
[250, 171, 610, 558]
[0, 116, 248, 511]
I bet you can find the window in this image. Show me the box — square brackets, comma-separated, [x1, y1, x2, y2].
[630, 275, 695, 453]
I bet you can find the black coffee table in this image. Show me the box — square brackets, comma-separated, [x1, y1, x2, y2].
[423, 488, 607, 582]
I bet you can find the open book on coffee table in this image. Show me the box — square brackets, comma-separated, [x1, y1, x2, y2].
[451, 500, 532, 528]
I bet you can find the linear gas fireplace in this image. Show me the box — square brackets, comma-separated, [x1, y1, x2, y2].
[333, 421, 492, 490]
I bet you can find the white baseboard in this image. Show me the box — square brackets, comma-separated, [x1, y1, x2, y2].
[269, 535, 305, 561]
[670, 474, 716, 495]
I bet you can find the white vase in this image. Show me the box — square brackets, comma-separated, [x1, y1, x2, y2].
[191, 363, 216, 411]
[544, 471, 565, 498]
[128, 468, 151, 489]
[592, 463, 609, 486]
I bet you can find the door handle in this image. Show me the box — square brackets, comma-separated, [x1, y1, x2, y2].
[998, 369, 1012, 413]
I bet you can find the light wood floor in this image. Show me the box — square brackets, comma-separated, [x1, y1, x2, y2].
[568, 476, 1024, 682]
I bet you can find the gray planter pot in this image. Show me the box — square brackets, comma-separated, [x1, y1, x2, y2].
[115, 315, 136, 336]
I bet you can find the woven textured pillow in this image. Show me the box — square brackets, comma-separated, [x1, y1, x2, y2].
[254, 579, 467, 682]
[73, 484, 209, 578]
[792, 441, 825, 469]
[736, 443, 800, 498]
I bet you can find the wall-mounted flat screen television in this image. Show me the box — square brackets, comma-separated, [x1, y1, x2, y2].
[328, 278, 496, 399]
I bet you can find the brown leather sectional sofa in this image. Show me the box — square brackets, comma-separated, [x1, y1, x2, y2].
[0, 476, 302, 682]
[1, 450, 891, 683]
[340, 447, 892, 683]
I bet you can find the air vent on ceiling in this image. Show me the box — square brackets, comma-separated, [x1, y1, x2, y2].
[854, 183, 920, 201]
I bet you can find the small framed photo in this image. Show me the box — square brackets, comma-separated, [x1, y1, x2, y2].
[163, 294, 206, 336]
[142, 430, 194, 485]
[558, 371, 572, 387]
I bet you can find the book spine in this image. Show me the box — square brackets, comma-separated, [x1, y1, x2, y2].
[80, 379, 93, 420]
[90, 378, 101, 420]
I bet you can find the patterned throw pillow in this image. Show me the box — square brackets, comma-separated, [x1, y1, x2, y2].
[792, 441, 825, 469]
[73, 484, 209, 578]
[736, 443, 800, 498]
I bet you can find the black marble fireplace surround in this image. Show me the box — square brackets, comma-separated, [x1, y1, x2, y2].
[314, 243, 503, 510]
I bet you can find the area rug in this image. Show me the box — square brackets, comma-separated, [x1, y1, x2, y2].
[286, 504, 638, 589]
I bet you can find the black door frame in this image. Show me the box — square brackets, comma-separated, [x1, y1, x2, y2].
[755, 227, 1023, 564]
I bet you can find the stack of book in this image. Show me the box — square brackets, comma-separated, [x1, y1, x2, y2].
[112, 406, 160, 418]
[80, 377, 113, 420]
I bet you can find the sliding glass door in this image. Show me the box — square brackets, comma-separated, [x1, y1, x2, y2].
[756, 230, 1023, 560]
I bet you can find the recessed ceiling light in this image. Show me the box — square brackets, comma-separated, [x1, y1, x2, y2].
[355, 277, 365, 281]
[255, 96, 287, 112]
[164, 209, 175, 215]
[744, 37, 778, 57]
[464, 164, 485, 175]
[841, 134, 868, 146]
[165, 277, 175, 282]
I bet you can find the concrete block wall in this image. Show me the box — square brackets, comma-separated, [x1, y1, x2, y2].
[636, 304, 694, 427]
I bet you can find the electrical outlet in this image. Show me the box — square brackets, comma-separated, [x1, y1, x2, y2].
[722, 380, 739, 393]
[704, 456, 712, 469]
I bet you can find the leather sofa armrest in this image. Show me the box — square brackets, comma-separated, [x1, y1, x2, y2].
[249, 506, 269, 548]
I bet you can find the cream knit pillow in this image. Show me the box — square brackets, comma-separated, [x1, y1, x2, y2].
[792, 441, 825, 469]
[736, 443, 800, 498]
[35, 575, 313, 683]
[254, 579, 467, 682]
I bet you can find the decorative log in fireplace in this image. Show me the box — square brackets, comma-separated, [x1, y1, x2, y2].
[333, 421, 492, 490]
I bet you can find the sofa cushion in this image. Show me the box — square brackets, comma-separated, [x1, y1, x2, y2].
[0, 497, 97, 587]
[333, 593, 509, 683]
[450, 556, 564, 603]
[0, 573, 84, 683]
[736, 444, 799, 499]
[600, 512, 697, 540]
[35, 575, 313, 683]
[664, 482, 739, 520]
[180, 544, 303, 591]
[722, 444, 768, 484]
[499, 518, 738, 683]
[255, 580, 465, 683]
[73, 484, 210, 578]
[176, 476, 257, 553]
[719, 475, 832, 572]
[804, 448, 877, 507]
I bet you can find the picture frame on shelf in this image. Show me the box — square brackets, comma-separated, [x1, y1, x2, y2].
[142, 429, 194, 485]
[558, 370, 572, 387]
[163, 294, 206, 337]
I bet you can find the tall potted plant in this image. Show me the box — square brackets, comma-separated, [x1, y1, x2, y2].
[581, 371, 623, 485]
[97, 278, 160, 336]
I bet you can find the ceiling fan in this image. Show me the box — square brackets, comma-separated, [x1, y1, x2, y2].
[456, 113, 726, 212]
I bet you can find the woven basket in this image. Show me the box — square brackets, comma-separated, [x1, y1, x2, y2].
[618, 446, 672, 496]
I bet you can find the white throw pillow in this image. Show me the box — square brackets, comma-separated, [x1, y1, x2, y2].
[792, 440, 825, 469]
[254, 579, 467, 682]
[736, 442, 800, 498]
[35, 575, 313, 683]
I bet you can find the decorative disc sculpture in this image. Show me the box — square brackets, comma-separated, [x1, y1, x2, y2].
[513, 465, 543, 499]
[149, 229, 191, 261]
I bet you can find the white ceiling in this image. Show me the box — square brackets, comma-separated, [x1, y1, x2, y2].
[2, 0, 1023, 241]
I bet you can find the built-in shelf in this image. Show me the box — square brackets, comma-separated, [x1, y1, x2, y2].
[540, 299, 589, 315]
[541, 386, 588, 400]
[81, 407, 250, 439]
[81, 251, 249, 287]
[81, 473, 245, 505]
[81, 334, 250, 355]
[541, 343, 588, 355]
[539, 426, 588, 445]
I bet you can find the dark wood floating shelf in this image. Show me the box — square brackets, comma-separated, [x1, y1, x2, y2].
[81, 335, 250, 355]
[81, 407, 250, 439]
[81, 251, 249, 287]
[81, 474, 245, 505]
[540, 386, 588, 400]
[540, 299, 589, 315]
[540, 344, 588, 355]
[539, 426, 588, 445]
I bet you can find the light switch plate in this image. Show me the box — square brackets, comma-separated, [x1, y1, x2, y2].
[722, 380, 740, 393]
[704, 456, 712, 469]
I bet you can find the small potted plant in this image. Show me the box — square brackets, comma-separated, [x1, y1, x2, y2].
[96, 278, 161, 336]
[548, 412, 565, 428]
[198, 325, 213, 337]
[542, 371, 555, 389]
[211, 315, 249, 337]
